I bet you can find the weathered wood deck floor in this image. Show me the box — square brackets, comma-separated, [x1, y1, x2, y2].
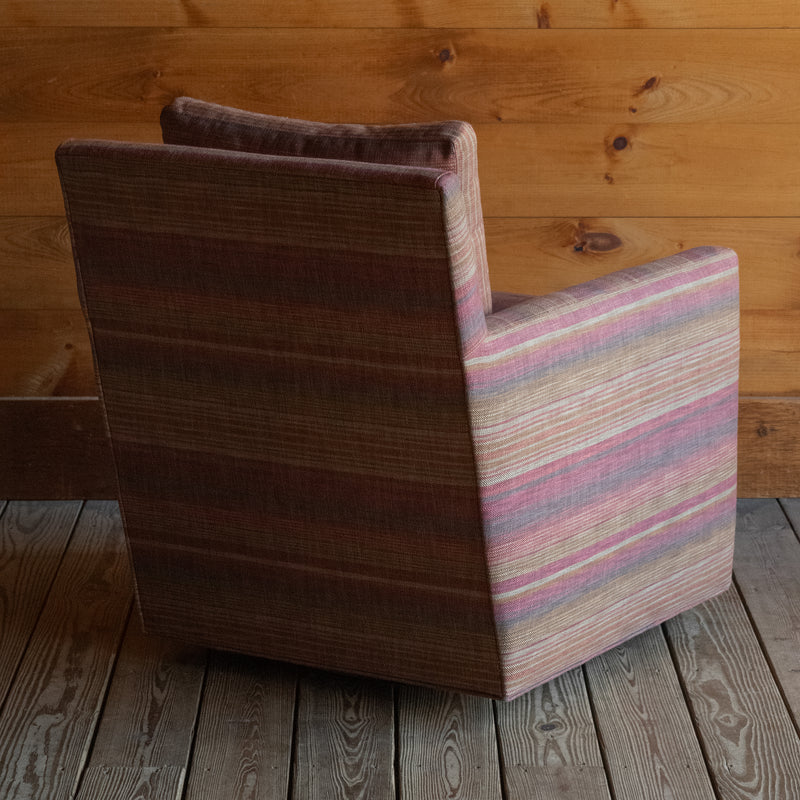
[0, 498, 798, 800]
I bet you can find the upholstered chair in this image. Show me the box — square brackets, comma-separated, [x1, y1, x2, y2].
[56, 99, 739, 699]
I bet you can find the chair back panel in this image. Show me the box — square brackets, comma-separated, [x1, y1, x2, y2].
[57, 140, 502, 695]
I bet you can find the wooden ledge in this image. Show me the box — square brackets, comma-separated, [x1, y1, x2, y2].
[0, 396, 798, 499]
[0, 397, 116, 499]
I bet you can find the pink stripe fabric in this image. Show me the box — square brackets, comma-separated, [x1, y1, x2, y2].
[466, 246, 739, 698]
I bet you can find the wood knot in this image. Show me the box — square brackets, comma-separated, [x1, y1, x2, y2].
[757, 425, 769, 438]
[573, 228, 623, 254]
[587, 231, 623, 252]
[537, 4, 552, 28]
[536, 721, 561, 732]
[606, 132, 632, 158]
[634, 75, 661, 97]
[438, 48, 453, 63]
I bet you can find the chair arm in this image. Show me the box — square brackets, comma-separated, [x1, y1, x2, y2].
[466, 245, 739, 493]
[465, 242, 739, 508]
[465, 246, 739, 698]
[472, 246, 738, 370]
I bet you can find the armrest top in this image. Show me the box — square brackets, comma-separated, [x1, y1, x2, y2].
[479, 247, 738, 356]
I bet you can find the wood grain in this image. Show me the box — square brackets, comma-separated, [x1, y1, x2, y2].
[2, 0, 800, 497]
[665, 585, 800, 799]
[0, 309, 95, 395]
[485, 217, 800, 310]
[779, 497, 800, 534]
[0, 501, 132, 800]
[741, 311, 800, 396]
[3, 215, 799, 401]
[6, 30, 800, 125]
[0, 500, 797, 797]
[4, 218, 797, 396]
[293, 671, 394, 800]
[2, 0, 800, 28]
[583, 626, 717, 800]
[12, 120, 800, 219]
[779, 498, 800, 519]
[0, 217, 78, 309]
[397, 687, 503, 800]
[0, 122, 158, 217]
[495, 668, 611, 800]
[733, 499, 800, 727]
[737, 399, 800, 498]
[184, 652, 295, 800]
[84, 613, 206, 769]
[475, 122, 800, 218]
[0, 501, 82, 701]
[12, 213, 798, 312]
[76, 766, 185, 800]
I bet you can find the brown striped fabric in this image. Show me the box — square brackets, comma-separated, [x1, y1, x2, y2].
[160, 96, 492, 314]
[57, 139, 503, 695]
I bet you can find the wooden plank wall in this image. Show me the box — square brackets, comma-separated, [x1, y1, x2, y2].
[1, 1, 798, 497]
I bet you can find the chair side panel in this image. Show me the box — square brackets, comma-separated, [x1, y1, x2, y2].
[467, 247, 739, 699]
[57, 142, 502, 696]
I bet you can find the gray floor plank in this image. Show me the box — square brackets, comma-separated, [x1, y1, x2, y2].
[0, 501, 132, 800]
[0, 500, 82, 705]
[584, 626, 717, 800]
[74, 613, 206, 800]
[397, 686, 503, 800]
[495, 667, 612, 800]
[778, 498, 800, 536]
[78, 766, 185, 800]
[293, 670, 394, 800]
[734, 498, 800, 727]
[666, 584, 800, 799]
[184, 652, 296, 800]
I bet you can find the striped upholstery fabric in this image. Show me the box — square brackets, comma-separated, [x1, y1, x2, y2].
[160, 96, 492, 313]
[465, 247, 739, 698]
[57, 120, 739, 699]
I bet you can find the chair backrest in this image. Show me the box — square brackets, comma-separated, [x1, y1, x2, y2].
[160, 96, 493, 313]
[56, 139, 502, 694]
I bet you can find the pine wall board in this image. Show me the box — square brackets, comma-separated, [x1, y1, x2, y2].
[2, 0, 800, 28]
[4, 29, 800, 125]
[0, 4, 798, 495]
